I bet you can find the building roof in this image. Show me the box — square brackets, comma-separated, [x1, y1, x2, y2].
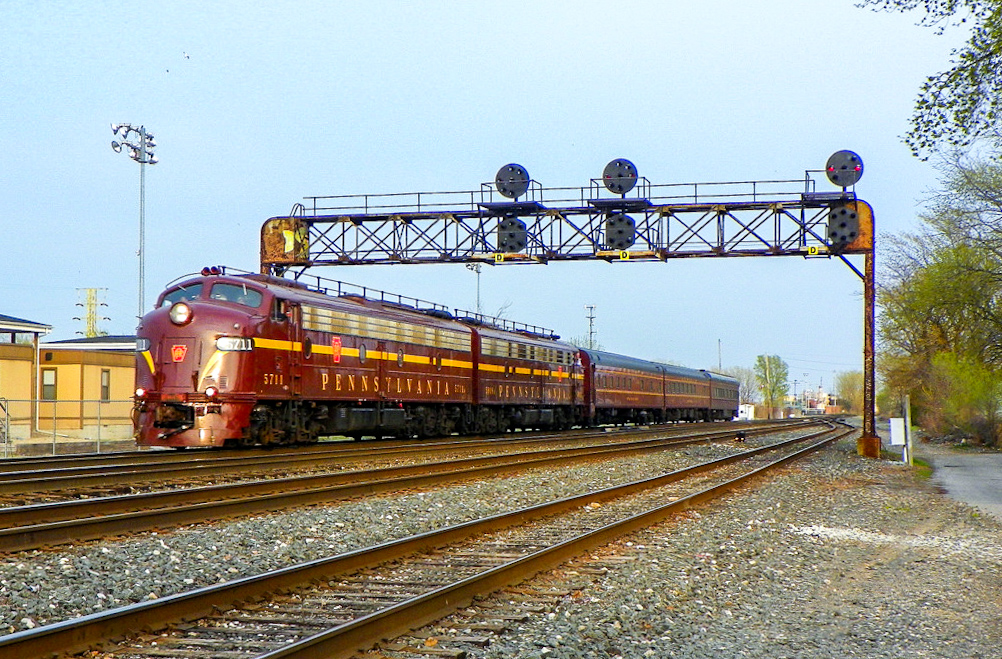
[0, 313, 52, 335]
[42, 335, 136, 351]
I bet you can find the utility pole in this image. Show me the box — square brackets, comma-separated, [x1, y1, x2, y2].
[585, 305, 596, 350]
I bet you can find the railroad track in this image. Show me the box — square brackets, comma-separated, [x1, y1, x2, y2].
[0, 422, 808, 553]
[0, 422, 854, 659]
[0, 421, 811, 499]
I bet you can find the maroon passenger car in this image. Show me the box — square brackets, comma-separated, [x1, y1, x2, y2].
[134, 268, 737, 448]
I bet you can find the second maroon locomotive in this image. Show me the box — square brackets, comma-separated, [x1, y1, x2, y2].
[133, 268, 738, 448]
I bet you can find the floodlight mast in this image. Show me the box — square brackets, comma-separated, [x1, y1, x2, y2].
[110, 123, 158, 320]
[260, 152, 879, 457]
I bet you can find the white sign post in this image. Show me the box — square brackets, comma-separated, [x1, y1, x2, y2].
[890, 417, 907, 463]
[904, 394, 913, 466]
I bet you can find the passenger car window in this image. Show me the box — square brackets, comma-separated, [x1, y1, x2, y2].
[209, 283, 263, 309]
[161, 283, 203, 307]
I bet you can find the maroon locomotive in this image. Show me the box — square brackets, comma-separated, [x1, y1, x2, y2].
[133, 267, 738, 448]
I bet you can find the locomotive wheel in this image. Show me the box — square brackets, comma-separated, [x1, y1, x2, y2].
[439, 409, 456, 437]
[457, 408, 475, 435]
[421, 409, 439, 438]
[258, 425, 280, 447]
[299, 424, 320, 445]
[476, 408, 496, 435]
[497, 409, 511, 433]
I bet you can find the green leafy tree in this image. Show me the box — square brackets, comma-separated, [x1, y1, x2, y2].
[879, 239, 1002, 425]
[931, 351, 1002, 445]
[754, 355, 789, 418]
[858, 1, 1002, 157]
[878, 154, 1002, 441]
[834, 370, 865, 414]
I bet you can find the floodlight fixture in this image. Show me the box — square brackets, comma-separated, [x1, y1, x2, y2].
[110, 122, 159, 320]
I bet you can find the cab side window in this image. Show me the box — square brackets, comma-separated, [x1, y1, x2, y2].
[209, 283, 263, 308]
[272, 298, 289, 321]
[161, 283, 203, 307]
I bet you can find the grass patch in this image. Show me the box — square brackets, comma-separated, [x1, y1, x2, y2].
[911, 456, 933, 479]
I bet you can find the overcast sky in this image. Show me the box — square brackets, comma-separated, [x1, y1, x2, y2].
[0, 1, 968, 394]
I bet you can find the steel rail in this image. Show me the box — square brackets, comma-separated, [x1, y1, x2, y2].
[0, 422, 801, 552]
[267, 425, 853, 659]
[0, 418, 797, 484]
[0, 423, 730, 473]
[0, 423, 850, 658]
[0, 420, 809, 494]
[0, 421, 703, 472]
[267, 426, 853, 659]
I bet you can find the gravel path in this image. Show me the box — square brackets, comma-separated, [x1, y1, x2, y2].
[2, 431, 1000, 658]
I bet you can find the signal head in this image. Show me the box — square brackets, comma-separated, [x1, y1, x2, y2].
[602, 158, 638, 195]
[825, 150, 863, 188]
[495, 163, 530, 199]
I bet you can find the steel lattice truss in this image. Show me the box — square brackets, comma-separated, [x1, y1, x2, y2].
[260, 179, 871, 273]
[257, 168, 880, 454]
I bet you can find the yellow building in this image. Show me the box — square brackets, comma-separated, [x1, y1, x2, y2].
[0, 315, 136, 454]
[0, 314, 51, 450]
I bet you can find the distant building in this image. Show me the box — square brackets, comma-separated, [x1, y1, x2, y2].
[0, 314, 52, 449]
[0, 316, 136, 453]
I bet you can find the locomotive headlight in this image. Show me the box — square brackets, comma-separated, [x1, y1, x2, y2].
[135, 387, 147, 399]
[216, 336, 254, 351]
[205, 385, 219, 398]
[169, 302, 193, 326]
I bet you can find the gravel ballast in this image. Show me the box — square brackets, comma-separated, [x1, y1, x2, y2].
[2, 431, 1001, 658]
[463, 438, 1002, 659]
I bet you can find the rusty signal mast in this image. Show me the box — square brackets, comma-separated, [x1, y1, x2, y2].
[260, 151, 879, 457]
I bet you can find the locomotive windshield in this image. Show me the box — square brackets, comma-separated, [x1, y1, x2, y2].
[209, 282, 263, 309]
[161, 283, 203, 307]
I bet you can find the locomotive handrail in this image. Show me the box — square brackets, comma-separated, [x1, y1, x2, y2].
[450, 309, 557, 338]
[159, 266, 566, 333]
[160, 266, 451, 312]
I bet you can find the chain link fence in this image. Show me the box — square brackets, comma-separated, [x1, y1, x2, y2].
[0, 398, 135, 456]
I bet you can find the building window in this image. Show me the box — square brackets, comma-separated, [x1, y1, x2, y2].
[101, 369, 111, 402]
[41, 368, 57, 401]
